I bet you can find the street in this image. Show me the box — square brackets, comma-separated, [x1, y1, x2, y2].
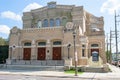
[0, 73, 120, 80]
[0, 74, 92, 80]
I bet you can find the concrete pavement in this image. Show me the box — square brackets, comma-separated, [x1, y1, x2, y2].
[108, 63, 120, 73]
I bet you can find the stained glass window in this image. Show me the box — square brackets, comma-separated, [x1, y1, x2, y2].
[56, 18, 60, 26]
[43, 19, 48, 27]
[50, 19, 54, 27]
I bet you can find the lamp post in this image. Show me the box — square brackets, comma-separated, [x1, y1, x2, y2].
[73, 30, 78, 76]
[67, 44, 71, 59]
[9, 47, 12, 59]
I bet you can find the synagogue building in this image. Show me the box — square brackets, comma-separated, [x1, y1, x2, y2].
[7, 2, 106, 68]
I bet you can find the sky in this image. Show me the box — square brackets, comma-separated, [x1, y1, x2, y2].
[0, 0, 120, 52]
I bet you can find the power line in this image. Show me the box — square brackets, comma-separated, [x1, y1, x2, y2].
[114, 10, 120, 61]
[109, 30, 112, 63]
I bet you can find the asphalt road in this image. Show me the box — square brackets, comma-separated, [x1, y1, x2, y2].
[0, 74, 89, 80]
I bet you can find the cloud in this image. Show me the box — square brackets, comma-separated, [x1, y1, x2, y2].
[1, 11, 22, 21]
[23, 2, 42, 12]
[100, 0, 120, 15]
[0, 25, 10, 34]
[0, 2, 42, 21]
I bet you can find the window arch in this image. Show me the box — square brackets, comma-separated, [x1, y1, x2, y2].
[62, 17, 67, 26]
[37, 20, 42, 28]
[91, 44, 99, 47]
[50, 19, 54, 27]
[24, 42, 31, 46]
[91, 28, 100, 32]
[53, 41, 61, 45]
[56, 18, 61, 26]
[43, 19, 48, 27]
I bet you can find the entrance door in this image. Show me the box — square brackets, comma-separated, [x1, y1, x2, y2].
[53, 47, 61, 60]
[37, 48, 46, 60]
[23, 48, 31, 60]
[91, 49, 99, 61]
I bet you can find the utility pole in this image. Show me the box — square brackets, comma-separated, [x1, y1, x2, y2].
[109, 30, 112, 63]
[115, 11, 119, 61]
[106, 33, 109, 63]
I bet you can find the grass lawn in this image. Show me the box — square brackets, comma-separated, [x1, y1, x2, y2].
[64, 70, 83, 74]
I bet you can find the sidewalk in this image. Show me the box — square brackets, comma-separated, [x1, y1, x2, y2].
[0, 69, 96, 79]
[107, 63, 120, 73]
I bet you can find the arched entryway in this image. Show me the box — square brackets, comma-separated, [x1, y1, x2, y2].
[91, 44, 99, 61]
[88, 43, 103, 67]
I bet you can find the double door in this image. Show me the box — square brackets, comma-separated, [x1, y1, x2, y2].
[37, 48, 46, 60]
[53, 47, 61, 60]
[23, 47, 61, 60]
[23, 48, 31, 60]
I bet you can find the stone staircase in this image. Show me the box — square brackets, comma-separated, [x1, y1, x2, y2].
[1, 64, 64, 71]
[11, 60, 64, 66]
[0, 60, 64, 71]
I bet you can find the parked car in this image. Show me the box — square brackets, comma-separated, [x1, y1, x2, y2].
[112, 60, 117, 66]
[117, 60, 120, 67]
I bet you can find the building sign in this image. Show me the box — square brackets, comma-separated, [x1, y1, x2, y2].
[92, 51, 99, 61]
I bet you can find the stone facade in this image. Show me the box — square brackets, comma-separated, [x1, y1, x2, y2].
[8, 2, 106, 67]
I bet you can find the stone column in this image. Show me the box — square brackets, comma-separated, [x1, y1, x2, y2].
[46, 39, 51, 60]
[31, 40, 36, 60]
[8, 47, 12, 59]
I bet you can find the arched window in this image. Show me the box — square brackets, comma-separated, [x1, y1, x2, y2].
[38, 42, 46, 46]
[62, 17, 67, 26]
[24, 42, 31, 46]
[50, 19, 54, 27]
[43, 19, 48, 27]
[37, 20, 42, 28]
[91, 24, 101, 32]
[91, 44, 99, 47]
[56, 18, 61, 26]
[53, 41, 61, 45]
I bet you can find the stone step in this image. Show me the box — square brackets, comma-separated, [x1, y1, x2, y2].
[84, 67, 104, 73]
[11, 60, 64, 66]
[1, 64, 64, 71]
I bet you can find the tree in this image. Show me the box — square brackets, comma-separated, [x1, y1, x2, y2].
[106, 50, 111, 63]
[0, 37, 9, 45]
